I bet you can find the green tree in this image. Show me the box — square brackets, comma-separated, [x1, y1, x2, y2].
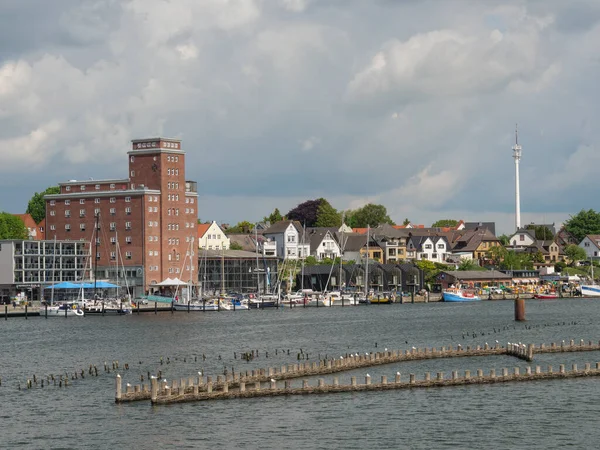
[26, 186, 59, 223]
[499, 251, 533, 270]
[303, 256, 318, 266]
[486, 245, 508, 265]
[402, 218, 410, 226]
[497, 234, 510, 246]
[563, 209, 600, 243]
[224, 221, 254, 234]
[414, 260, 442, 284]
[554, 261, 567, 273]
[564, 244, 586, 266]
[264, 208, 283, 224]
[315, 200, 341, 227]
[229, 242, 243, 250]
[458, 259, 479, 271]
[533, 250, 545, 263]
[525, 224, 555, 240]
[0, 213, 28, 239]
[432, 219, 458, 228]
[350, 204, 394, 228]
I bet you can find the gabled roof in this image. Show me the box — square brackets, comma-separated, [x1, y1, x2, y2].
[227, 234, 257, 252]
[306, 228, 339, 251]
[264, 220, 303, 235]
[13, 213, 37, 230]
[451, 228, 499, 252]
[343, 234, 368, 252]
[583, 235, 600, 250]
[197, 223, 211, 239]
[464, 222, 496, 235]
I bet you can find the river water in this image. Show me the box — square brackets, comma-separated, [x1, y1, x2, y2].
[2, 299, 600, 449]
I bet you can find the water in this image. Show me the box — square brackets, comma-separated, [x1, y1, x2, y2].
[2, 299, 600, 449]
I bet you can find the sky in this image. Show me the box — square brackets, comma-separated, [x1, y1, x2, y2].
[1, 0, 600, 236]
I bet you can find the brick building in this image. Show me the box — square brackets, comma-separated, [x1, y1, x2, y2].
[44, 138, 198, 296]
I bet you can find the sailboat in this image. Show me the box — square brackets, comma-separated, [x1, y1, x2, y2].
[44, 237, 85, 317]
[580, 262, 600, 297]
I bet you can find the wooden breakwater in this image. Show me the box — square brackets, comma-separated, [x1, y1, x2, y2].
[120, 362, 600, 405]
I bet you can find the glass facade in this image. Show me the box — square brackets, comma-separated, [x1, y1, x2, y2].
[198, 256, 279, 295]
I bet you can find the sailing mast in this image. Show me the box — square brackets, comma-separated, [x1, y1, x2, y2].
[255, 225, 260, 295]
[339, 213, 345, 291]
[365, 225, 370, 298]
[93, 213, 99, 299]
[50, 235, 57, 306]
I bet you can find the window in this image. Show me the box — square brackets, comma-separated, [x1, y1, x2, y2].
[110, 184, 115, 189]
[65, 210, 71, 217]
[110, 237, 116, 244]
[168, 224, 172, 231]
[520, 235, 525, 241]
[175, 209, 179, 216]
[80, 185, 86, 191]
[148, 206, 153, 213]
[95, 198, 100, 204]
[80, 223, 86, 230]
[96, 237, 101, 244]
[50, 200, 56, 206]
[153, 236, 158, 241]
[175, 156, 179, 162]
[437, 244, 444, 249]
[95, 184, 100, 190]
[130, 171, 135, 177]
[65, 200, 70, 205]
[168, 194, 171, 201]
[125, 222, 131, 230]
[125, 236, 131, 244]
[50, 211, 55, 216]
[79, 199, 85, 204]
[94, 208, 100, 215]
[126, 251, 132, 260]
[110, 222, 116, 231]
[167, 168, 171, 175]
[66, 186, 71, 192]
[175, 169, 179, 175]
[125, 207, 131, 215]
[96, 252, 100, 260]
[149, 251, 153, 256]
[50, 225, 56, 231]
[167, 156, 171, 162]
[79, 209, 85, 217]
[148, 236, 153, 242]
[424, 244, 432, 249]
[185, 208, 189, 214]
[153, 196, 158, 202]
[110, 252, 116, 260]
[287, 235, 295, 243]
[153, 221, 157, 227]
[65, 224, 71, 231]
[190, 208, 194, 214]
[175, 195, 178, 201]
[191, 198, 194, 204]
[110, 197, 116, 203]
[153, 207, 157, 212]
[154, 251, 158, 256]
[110, 208, 116, 215]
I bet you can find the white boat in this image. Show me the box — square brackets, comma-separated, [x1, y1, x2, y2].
[580, 263, 600, 297]
[219, 298, 249, 311]
[84, 300, 132, 315]
[45, 303, 85, 317]
[442, 289, 481, 302]
[305, 296, 330, 307]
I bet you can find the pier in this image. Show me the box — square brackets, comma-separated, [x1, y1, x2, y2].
[115, 339, 600, 404]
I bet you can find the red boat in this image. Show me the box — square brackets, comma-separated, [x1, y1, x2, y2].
[533, 293, 558, 300]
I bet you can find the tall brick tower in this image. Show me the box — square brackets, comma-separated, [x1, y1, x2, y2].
[129, 138, 198, 287]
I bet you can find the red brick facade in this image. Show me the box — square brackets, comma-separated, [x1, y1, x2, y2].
[44, 138, 198, 293]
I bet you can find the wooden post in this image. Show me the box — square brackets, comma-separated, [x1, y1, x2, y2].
[45, 303, 47, 319]
[318, 379, 325, 388]
[223, 382, 229, 393]
[395, 373, 401, 383]
[151, 377, 158, 402]
[4, 305, 7, 320]
[464, 370, 471, 379]
[514, 298, 525, 321]
[206, 382, 212, 393]
[154, 302, 157, 314]
[115, 374, 122, 402]
[409, 374, 415, 384]
[365, 374, 371, 385]
[351, 377, 357, 386]
[240, 382, 245, 392]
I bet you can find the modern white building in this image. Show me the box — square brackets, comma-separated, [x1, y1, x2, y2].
[0, 239, 91, 303]
[579, 235, 600, 260]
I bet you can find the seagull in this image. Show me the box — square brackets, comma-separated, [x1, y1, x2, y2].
[412, 346, 416, 350]
[495, 340, 499, 343]
[366, 373, 370, 377]
[365, 352, 369, 356]
[396, 372, 400, 375]
[198, 371, 203, 376]
[340, 356, 344, 359]
[270, 378, 276, 383]
[384, 348, 388, 352]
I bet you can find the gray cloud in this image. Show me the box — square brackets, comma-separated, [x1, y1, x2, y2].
[1, 0, 599, 236]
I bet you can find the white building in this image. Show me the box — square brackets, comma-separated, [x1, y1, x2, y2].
[263, 220, 309, 260]
[579, 235, 600, 260]
[307, 228, 341, 261]
[197, 221, 230, 250]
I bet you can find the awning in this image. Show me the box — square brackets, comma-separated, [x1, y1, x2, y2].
[46, 282, 80, 289]
[156, 277, 188, 286]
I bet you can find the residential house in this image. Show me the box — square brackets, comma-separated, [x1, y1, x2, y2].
[340, 234, 368, 262]
[306, 228, 341, 261]
[263, 220, 309, 260]
[523, 240, 566, 263]
[227, 234, 277, 257]
[579, 235, 600, 260]
[450, 227, 502, 264]
[406, 235, 449, 263]
[197, 221, 230, 250]
[370, 224, 409, 263]
[507, 229, 537, 249]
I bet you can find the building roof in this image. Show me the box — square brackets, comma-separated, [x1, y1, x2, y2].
[227, 234, 257, 252]
[464, 222, 496, 235]
[263, 220, 303, 235]
[202, 249, 276, 259]
[441, 270, 512, 280]
[584, 235, 600, 250]
[197, 223, 211, 239]
[343, 234, 368, 252]
[13, 214, 37, 230]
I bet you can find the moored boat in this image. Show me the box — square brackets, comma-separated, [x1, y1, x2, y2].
[442, 289, 481, 302]
[580, 285, 600, 297]
[533, 293, 559, 300]
[45, 303, 85, 317]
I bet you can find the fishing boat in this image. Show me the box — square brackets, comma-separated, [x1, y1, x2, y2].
[580, 263, 600, 297]
[442, 289, 481, 302]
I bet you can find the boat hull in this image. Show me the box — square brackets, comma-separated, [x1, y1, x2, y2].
[443, 291, 481, 302]
[173, 302, 219, 311]
[533, 294, 558, 300]
[581, 285, 600, 297]
[45, 305, 85, 317]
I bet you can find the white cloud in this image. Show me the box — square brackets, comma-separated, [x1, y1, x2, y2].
[300, 136, 321, 151]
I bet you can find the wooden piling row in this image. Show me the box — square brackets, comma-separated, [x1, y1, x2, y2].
[114, 339, 600, 403]
[144, 361, 600, 405]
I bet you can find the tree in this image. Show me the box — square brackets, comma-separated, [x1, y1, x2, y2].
[264, 208, 283, 225]
[554, 261, 567, 273]
[224, 221, 254, 234]
[499, 251, 533, 270]
[525, 224, 555, 240]
[486, 245, 508, 265]
[563, 209, 600, 243]
[286, 199, 323, 227]
[0, 213, 28, 239]
[458, 259, 479, 271]
[402, 218, 410, 226]
[26, 186, 59, 223]
[432, 219, 458, 228]
[303, 256, 318, 266]
[315, 200, 341, 227]
[497, 234, 510, 246]
[349, 204, 394, 228]
[229, 242, 243, 250]
[564, 244, 586, 266]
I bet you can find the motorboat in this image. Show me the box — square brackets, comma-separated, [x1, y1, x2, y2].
[442, 289, 481, 302]
[533, 293, 559, 300]
[83, 299, 132, 315]
[220, 298, 249, 311]
[44, 303, 85, 317]
[248, 294, 279, 309]
[580, 285, 600, 297]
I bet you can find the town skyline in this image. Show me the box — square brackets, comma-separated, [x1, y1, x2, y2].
[2, 1, 599, 236]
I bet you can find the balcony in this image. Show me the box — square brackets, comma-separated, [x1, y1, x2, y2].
[185, 181, 197, 193]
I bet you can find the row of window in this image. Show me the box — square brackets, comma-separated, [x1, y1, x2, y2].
[50, 197, 132, 207]
[423, 244, 445, 250]
[166, 155, 179, 162]
[167, 182, 179, 190]
[65, 183, 119, 192]
[61, 222, 132, 232]
[95, 251, 132, 260]
[206, 234, 223, 240]
[167, 194, 180, 201]
[50, 207, 133, 218]
[167, 168, 179, 176]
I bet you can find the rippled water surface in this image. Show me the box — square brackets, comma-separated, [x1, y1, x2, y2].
[2, 299, 600, 449]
